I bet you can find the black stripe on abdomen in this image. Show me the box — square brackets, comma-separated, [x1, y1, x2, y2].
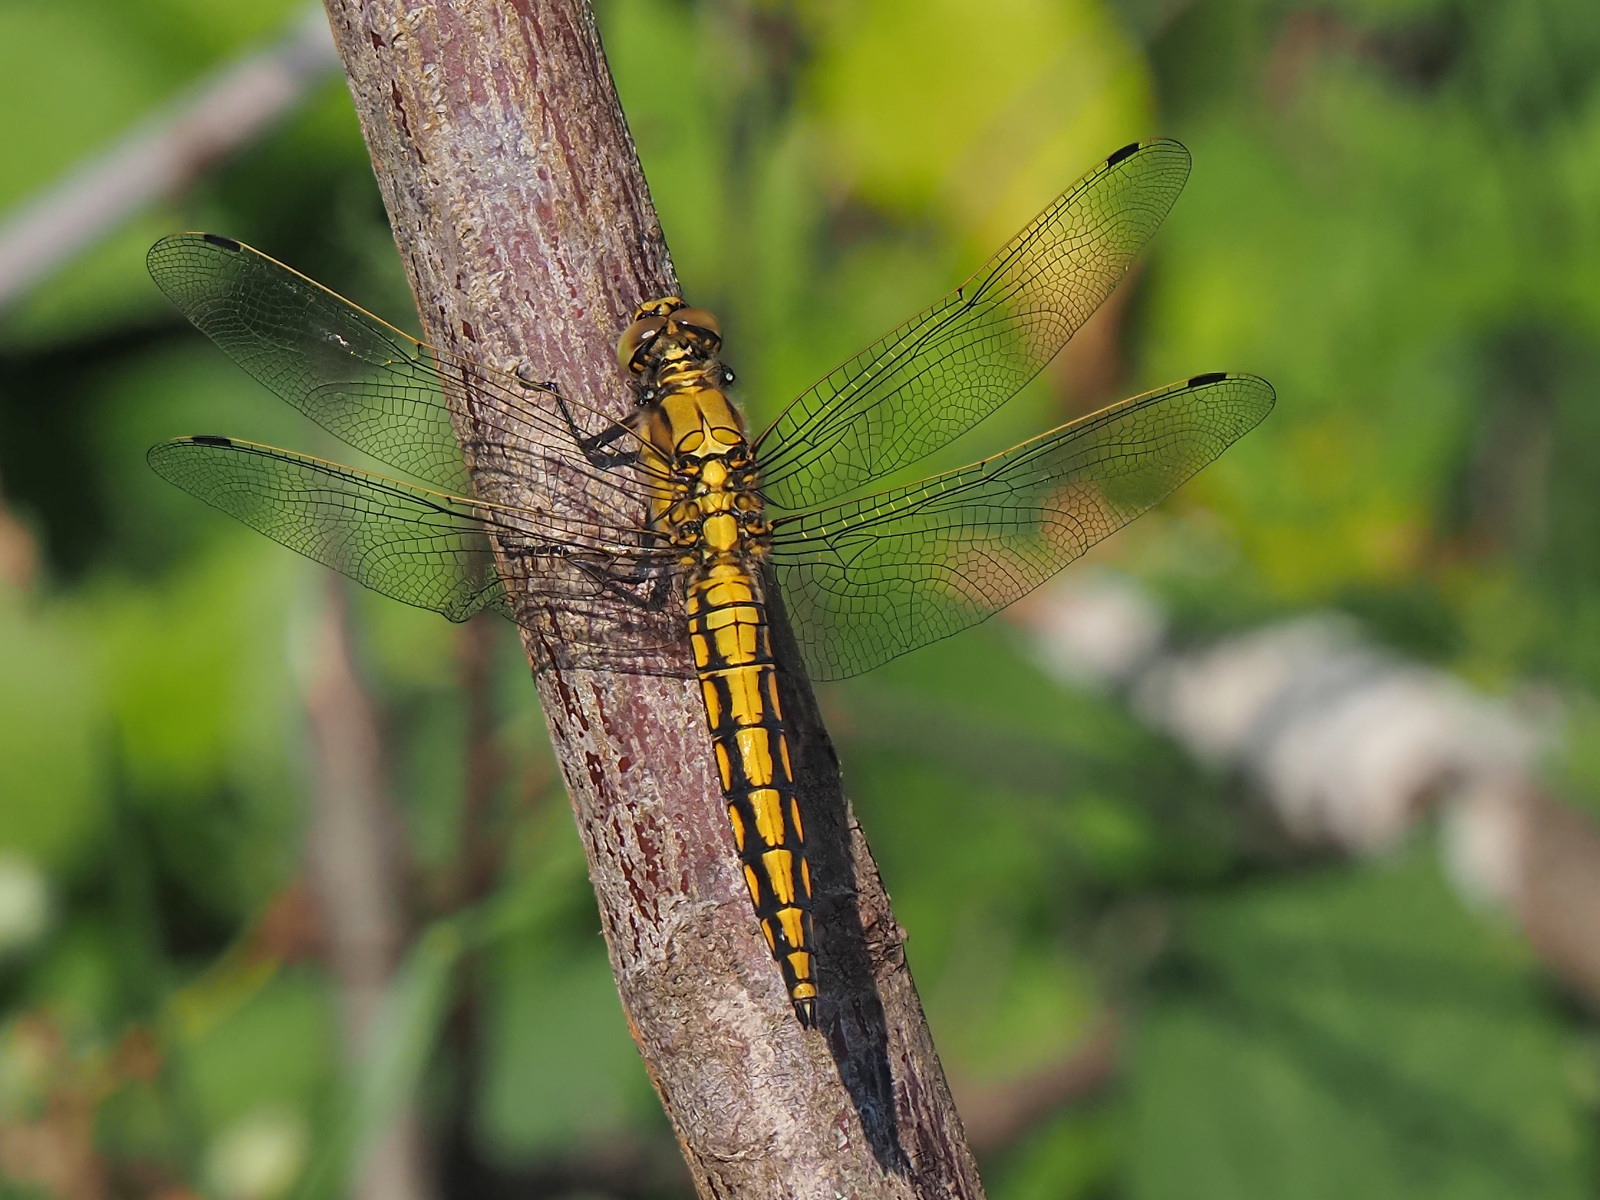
[687, 563, 817, 1025]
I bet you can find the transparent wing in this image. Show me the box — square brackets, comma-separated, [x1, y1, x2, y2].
[146, 234, 662, 505]
[147, 435, 679, 629]
[753, 139, 1192, 510]
[768, 373, 1274, 681]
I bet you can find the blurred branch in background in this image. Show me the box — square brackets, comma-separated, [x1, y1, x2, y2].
[1023, 574, 1600, 1008]
[0, 468, 38, 590]
[955, 1015, 1119, 1158]
[442, 1133, 692, 1200]
[0, 6, 339, 313]
[447, 616, 509, 913]
[295, 579, 434, 1200]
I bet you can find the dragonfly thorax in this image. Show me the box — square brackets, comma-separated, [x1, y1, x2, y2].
[618, 298, 768, 561]
[647, 387, 747, 460]
[658, 439, 770, 562]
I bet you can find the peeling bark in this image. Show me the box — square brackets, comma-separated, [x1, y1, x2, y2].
[319, 1, 984, 1195]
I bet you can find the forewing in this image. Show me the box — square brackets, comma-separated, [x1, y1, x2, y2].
[754, 139, 1193, 510]
[146, 234, 661, 506]
[768, 373, 1274, 680]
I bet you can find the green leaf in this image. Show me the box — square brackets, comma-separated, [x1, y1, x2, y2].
[1129, 848, 1589, 1200]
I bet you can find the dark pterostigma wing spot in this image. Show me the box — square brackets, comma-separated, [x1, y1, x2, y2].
[1106, 141, 1140, 167]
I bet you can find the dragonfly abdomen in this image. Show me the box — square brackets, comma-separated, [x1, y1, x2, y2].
[686, 561, 817, 1026]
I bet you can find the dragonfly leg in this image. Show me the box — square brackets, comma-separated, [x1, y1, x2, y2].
[552, 389, 641, 469]
[563, 555, 676, 612]
[635, 572, 674, 613]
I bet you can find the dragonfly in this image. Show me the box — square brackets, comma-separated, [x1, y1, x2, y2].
[146, 138, 1273, 1027]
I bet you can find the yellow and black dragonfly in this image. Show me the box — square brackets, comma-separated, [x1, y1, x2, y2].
[146, 139, 1273, 1026]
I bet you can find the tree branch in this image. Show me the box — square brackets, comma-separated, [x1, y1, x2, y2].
[319, 1, 983, 1195]
[953, 1016, 1119, 1158]
[0, 6, 339, 312]
[1025, 574, 1600, 1013]
[299, 579, 434, 1200]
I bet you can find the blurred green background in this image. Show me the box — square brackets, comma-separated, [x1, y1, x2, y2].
[4, 0, 1600, 1198]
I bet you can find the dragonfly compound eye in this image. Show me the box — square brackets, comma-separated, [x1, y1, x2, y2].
[630, 296, 685, 321]
[618, 315, 668, 375]
[671, 307, 723, 350]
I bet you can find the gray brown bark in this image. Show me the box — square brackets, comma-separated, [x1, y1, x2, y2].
[318, 1, 985, 1195]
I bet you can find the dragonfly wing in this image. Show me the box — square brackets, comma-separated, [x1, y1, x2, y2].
[148, 435, 679, 628]
[149, 436, 504, 620]
[753, 139, 1192, 510]
[767, 373, 1274, 681]
[146, 235, 663, 509]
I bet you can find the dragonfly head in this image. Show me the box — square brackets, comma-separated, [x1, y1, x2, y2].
[619, 297, 724, 387]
